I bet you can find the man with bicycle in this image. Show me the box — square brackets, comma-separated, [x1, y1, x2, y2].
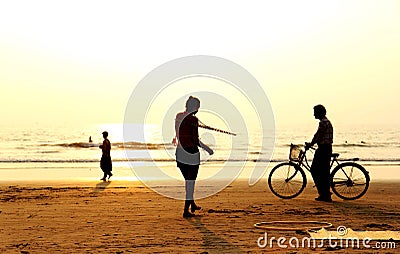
[306, 104, 333, 202]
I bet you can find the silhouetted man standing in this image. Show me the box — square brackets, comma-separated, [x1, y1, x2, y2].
[174, 96, 213, 218]
[306, 105, 333, 202]
[99, 131, 112, 181]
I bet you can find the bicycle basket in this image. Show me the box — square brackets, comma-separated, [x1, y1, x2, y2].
[289, 144, 304, 161]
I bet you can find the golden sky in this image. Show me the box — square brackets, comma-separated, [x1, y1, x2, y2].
[0, 1, 399, 128]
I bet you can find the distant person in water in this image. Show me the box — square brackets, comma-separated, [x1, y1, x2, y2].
[306, 104, 333, 202]
[89, 136, 93, 143]
[174, 96, 213, 218]
[99, 131, 112, 181]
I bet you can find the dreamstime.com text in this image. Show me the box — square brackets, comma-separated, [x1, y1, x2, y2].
[257, 232, 396, 250]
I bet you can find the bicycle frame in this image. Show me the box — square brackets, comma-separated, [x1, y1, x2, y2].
[290, 147, 359, 178]
[291, 147, 342, 174]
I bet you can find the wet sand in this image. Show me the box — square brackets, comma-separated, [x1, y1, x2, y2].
[1, 176, 399, 253]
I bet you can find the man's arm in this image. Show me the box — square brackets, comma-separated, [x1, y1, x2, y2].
[173, 113, 182, 145]
[199, 140, 213, 155]
[309, 121, 326, 147]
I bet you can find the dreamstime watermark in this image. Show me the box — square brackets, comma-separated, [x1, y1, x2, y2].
[123, 55, 275, 200]
[257, 226, 397, 250]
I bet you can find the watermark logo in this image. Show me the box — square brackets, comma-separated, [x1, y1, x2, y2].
[257, 225, 397, 250]
[336, 225, 348, 236]
[123, 55, 275, 199]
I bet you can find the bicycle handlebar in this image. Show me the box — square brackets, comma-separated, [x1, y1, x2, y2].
[304, 142, 316, 151]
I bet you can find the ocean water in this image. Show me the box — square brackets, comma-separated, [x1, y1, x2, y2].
[0, 123, 399, 167]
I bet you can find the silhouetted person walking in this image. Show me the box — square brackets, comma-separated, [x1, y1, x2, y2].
[306, 105, 333, 202]
[99, 131, 112, 181]
[174, 96, 213, 218]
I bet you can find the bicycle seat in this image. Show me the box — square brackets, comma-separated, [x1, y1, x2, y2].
[331, 153, 339, 158]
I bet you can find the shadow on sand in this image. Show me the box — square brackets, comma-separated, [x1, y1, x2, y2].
[187, 215, 244, 253]
[93, 181, 111, 192]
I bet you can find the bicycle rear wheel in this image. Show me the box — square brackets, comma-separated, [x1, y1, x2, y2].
[331, 162, 370, 200]
[268, 162, 306, 199]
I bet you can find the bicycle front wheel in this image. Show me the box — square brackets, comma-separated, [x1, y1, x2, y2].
[268, 162, 306, 199]
[331, 162, 370, 200]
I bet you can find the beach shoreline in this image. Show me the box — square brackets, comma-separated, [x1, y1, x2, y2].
[1, 161, 399, 184]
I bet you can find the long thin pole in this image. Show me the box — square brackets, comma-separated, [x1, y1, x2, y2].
[198, 121, 236, 136]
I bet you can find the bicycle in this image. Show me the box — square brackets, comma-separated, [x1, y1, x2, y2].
[268, 144, 370, 200]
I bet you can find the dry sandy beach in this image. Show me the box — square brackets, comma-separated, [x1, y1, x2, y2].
[1, 173, 399, 253]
